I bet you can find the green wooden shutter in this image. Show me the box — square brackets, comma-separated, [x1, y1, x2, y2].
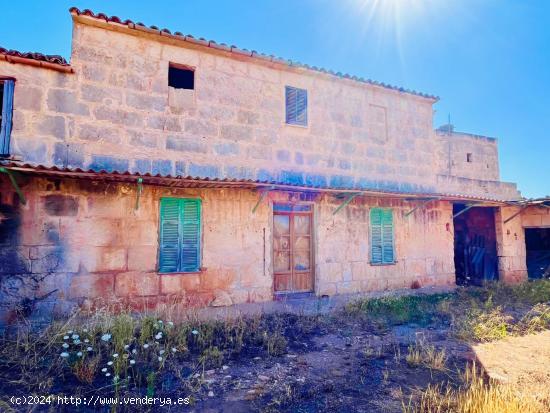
[381, 209, 394, 264]
[159, 198, 181, 272]
[370, 208, 383, 264]
[180, 199, 201, 272]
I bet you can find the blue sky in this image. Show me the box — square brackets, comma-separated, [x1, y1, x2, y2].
[2, 1, 549, 198]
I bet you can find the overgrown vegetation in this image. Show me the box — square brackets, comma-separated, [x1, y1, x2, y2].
[347, 279, 550, 343]
[0, 279, 549, 412]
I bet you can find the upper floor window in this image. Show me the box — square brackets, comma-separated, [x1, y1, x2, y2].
[168, 64, 194, 90]
[159, 197, 202, 273]
[466, 153, 473, 163]
[0, 79, 15, 156]
[370, 208, 395, 265]
[285, 86, 307, 126]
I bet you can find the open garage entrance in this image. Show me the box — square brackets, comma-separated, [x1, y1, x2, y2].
[525, 228, 550, 279]
[453, 204, 498, 286]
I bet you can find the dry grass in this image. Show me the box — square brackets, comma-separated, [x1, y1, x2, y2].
[406, 340, 447, 370]
[402, 364, 547, 413]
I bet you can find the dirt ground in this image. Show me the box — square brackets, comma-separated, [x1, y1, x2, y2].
[187, 321, 473, 413]
[474, 330, 550, 406]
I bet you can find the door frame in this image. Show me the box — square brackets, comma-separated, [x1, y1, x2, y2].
[271, 201, 315, 295]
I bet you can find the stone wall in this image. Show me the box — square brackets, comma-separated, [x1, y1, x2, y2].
[3, 17, 438, 195]
[436, 130, 500, 182]
[0, 174, 456, 326]
[314, 197, 455, 295]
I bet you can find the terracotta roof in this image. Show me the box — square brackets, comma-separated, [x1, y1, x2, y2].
[69, 7, 439, 101]
[0, 47, 69, 66]
[1, 162, 513, 204]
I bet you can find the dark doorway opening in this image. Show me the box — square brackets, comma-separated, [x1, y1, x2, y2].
[525, 228, 550, 279]
[453, 204, 498, 286]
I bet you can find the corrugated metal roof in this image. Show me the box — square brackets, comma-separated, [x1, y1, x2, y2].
[69, 7, 438, 101]
[1, 161, 514, 204]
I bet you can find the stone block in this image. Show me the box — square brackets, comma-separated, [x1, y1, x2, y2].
[81, 247, 127, 272]
[200, 269, 236, 291]
[181, 274, 200, 291]
[53, 143, 85, 169]
[188, 163, 221, 179]
[220, 124, 253, 141]
[166, 136, 207, 153]
[184, 119, 218, 136]
[77, 123, 121, 143]
[522, 214, 543, 227]
[152, 160, 173, 176]
[214, 142, 239, 156]
[169, 87, 195, 109]
[237, 110, 260, 125]
[36, 115, 66, 139]
[160, 274, 183, 295]
[128, 246, 157, 271]
[93, 106, 142, 127]
[116, 271, 159, 296]
[47, 89, 89, 116]
[69, 273, 114, 298]
[15, 85, 43, 111]
[126, 92, 166, 112]
[247, 145, 272, 160]
[276, 149, 290, 162]
[88, 155, 129, 173]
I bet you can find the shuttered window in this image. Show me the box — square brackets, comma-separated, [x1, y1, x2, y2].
[285, 86, 307, 126]
[370, 208, 395, 265]
[159, 198, 201, 273]
[0, 79, 15, 156]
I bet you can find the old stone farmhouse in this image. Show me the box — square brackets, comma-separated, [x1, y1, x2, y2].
[1, 8, 549, 326]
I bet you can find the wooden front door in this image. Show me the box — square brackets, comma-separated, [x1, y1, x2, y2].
[273, 203, 314, 293]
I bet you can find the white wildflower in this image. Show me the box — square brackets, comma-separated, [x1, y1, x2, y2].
[155, 332, 162, 340]
[73, 339, 81, 345]
[107, 361, 113, 366]
[77, 352, 83, 357]
[158, 320, 163, 324]
[129, 359, 136, 365]
[101, 333, 111, 342]
[159, 349, 165, 355]
[143, 344, 149, 349]
[171, 347, 177, 353]
[112, 353, 119, 358]
[124, 344, 129, 350]
[62, 343, 69, 349]
[132, 349, 137, 354]
[87, 347, 93, 352]
[84, 339, 89, 343]
[191, 330, 199, 335]
[60, 352, 69, 358]
[158, 356, 163, 362]
[63, 335, 69, 340]
[82, 328, 88, 333]
[168, 321, 174, 327]
[101, 368, 107, 372]
[105, 373, 111, 377]
[67, 330, 73, 334]
[123, 353, 129, 359]
[71, 334, 79, 340]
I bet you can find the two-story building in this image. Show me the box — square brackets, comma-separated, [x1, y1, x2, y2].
[1, 8, 548, 326]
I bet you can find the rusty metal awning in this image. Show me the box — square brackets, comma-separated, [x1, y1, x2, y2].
[0, 162, 514, 205]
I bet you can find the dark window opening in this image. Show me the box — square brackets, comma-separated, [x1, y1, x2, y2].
[525, 228, 550, 279]
[466, 153, 473, 163]
[453, 204, 498, 286]
[168, 65, 194, 90]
